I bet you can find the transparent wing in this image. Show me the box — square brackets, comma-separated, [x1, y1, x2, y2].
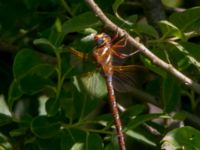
[74, 71, 107, 99]
[113, 65, 150, 93]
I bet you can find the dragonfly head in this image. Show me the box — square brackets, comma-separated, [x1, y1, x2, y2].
[94, 33, 111, 46]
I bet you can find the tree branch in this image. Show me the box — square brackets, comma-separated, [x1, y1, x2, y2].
[85, 0, 200, 95]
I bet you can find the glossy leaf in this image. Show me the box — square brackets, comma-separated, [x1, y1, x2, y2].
[169, 7, 200, 33]
[61, 128, 86, 150]
[0, 113, 12, 126]
[8, 80, 24, 108]
[127, 113, 163, 129]
[20, 75, 50, 95]
[169, 41, 200, 69]
[71, 143, 85, 150]
[162, 74, 181, 113]
[141, 56, 166, 78]
[48, 18, 66, 47]
[33, 38, 56, 55]
[94, 113, 113, 127]
[112, 0, 123, 14]
[9, 128, 27, 137]
[135, 23, 159, 38]
[159, 20, 183, 39]
[161, 126, 200, 150]
[179, 41, 200, 69]
[104, 143, 118, 150]
[172, 111, 187, 121]
[126, 130, 157, 146]
[59, 91, 76, 121]
[62, 12, 99, 35]
[45, 97, 60, 116]
[36, 137, 60, 150]
[112, 0, 124, 18]
[13, 49, 43, 79]
[86, 133, 103, 150]
[72, 89, 99, 120]
[122, 104, 145, 118]
[19, 64, 54, 94]
[31, 116, 60, 139]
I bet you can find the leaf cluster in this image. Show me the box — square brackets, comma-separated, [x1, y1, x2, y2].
[0, 0, 200, 150]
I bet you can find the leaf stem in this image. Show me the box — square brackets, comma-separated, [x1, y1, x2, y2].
[55, 49, 63, 100]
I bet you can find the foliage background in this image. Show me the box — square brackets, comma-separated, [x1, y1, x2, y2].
[1, 0, 200, 150]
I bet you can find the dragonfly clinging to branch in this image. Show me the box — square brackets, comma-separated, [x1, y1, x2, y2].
[67, 32, 146, 150]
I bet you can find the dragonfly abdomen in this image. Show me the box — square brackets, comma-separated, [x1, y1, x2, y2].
[106, 75, 126, 150]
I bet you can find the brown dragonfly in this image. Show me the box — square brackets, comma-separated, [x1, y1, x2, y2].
[67, 32, 147, 150]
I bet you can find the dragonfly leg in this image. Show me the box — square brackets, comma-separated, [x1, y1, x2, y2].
[112, 36, 127, 49]
[67, 47, 89, 60]
[112, 47, 139, 59]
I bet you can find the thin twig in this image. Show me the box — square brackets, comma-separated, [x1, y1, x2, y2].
[84, 0, 200, 94]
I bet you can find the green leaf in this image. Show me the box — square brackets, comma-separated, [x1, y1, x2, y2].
[61, 129, 86, 150]
[72, 89, 99, 121]
[171, 41, 200, 69]
[0, 113, 12, 126]
[141, 56, 166, 78]
[45, 97, 59, 116]
[48, 18, 65, 47]
[161, 126, 200, 150]
[31, 116, 60, 139]
[19, 75, 51, 94]
[112, 0, 124, 19]
[19, 114, 33, 128]
[127, 113, 163, 129]
[62, 12, 99, 35]
[112, 0, 124, 14]
[60, 92, 76, 121]
[169, 7, 200, 33]
[86, 133, 103, 150]
[62, 132, 103, 150]
[179, 41, 200, 69]
[126, 130, 157, 146]
[36, 137, 60, 150]
[94, 114, 113, 127]
[8, 80, 24, 109]
[135, 23, 159, 38]
[19, 64, 54, 94]
[159, 20, 183, 39]
[104, 143, 118, 150]
[28, 64, 55, 77]
[10, 128, 27, 137]
[8, 64, 54, 108]
[162, 74, 181, 113]
[71, 143, 84, 150]
[172, 111, 187, 121]
[106, 14, 133, 29]
[33, 38, 56, 55]
[122, 104, 145, 118]
[13, 49, 43, 79]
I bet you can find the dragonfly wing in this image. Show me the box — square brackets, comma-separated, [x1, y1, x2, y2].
[113, 65, 151, 92]
[74, 71, 107, 99]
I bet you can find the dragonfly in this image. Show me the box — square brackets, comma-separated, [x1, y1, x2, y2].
[67, 32, 146, 150]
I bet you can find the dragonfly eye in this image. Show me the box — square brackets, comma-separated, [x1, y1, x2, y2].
[96, 38, 105, 46]
[95, 33, 111, 46]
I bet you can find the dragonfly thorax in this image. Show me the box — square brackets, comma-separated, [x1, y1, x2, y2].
[93, 33, 113, 75]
